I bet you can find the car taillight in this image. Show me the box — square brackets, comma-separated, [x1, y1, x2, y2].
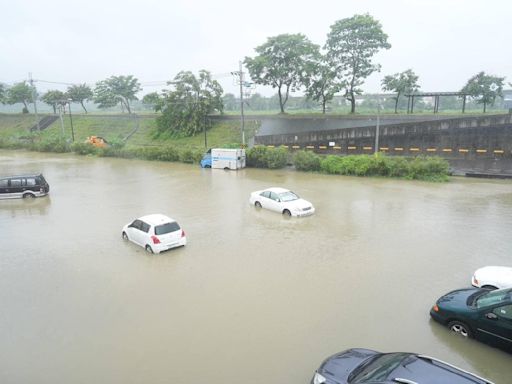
[181, 229, 186, 238]
[151, 235, 161, 244]
[433, 305, 439, 312]
[472, 276, 479, 286]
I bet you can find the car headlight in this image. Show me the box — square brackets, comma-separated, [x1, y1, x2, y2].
[313, 372, 326, 384]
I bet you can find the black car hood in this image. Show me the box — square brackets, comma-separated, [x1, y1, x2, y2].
[437, 288, 482, 309]
[318, 348, 378, 383]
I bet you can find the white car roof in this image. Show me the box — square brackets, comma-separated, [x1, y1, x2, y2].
[138, 214, 176, 225]
[263, 187, 291, 194]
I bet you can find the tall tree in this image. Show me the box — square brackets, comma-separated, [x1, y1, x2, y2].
[67, 83, 93, 113]
[93, 75, 141, 113]
[326, 14, 391, 113]
[6, 81, 34, 112]
[381, 69, 420, 113]
[0, 83, 6, 104]
[245, 34, 319, 113]
[142, 92, 161, 110]
[156, 70, 223, 137]
[41, 90, 66, 114]
[304, 54, 340, 114]
[461, 72, 505, 113]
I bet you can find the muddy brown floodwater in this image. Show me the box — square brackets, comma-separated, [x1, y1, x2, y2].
[1, 150, 512, 384]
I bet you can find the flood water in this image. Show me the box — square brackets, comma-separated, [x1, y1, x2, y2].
[1, 150, 511, 384]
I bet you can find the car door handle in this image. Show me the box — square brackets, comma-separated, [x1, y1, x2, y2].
[485, 313, 498, 320]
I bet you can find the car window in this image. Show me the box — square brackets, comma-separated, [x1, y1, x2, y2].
[26, 178, 36, 186]
[269, 192, 280, 202]
[349, 353, 409, 383]
[279, 191, 299, 202]
[155, 222, 180, 235]
[10, 178, 22, 187]
[476, 289, 512, 308]
[261, 191, 270, 198]
[131, 220, 142, 230]
[0, 179, 7, 187]
[141, 222, 150, 233]
[493, 305, 512, 320]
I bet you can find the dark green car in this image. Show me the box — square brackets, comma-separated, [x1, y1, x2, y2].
[430, 287, 512, 351]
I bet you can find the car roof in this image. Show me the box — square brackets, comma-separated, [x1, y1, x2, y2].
[264, 187, 291, 194]
[1, 173, 43, 179]
[138, 214, 176, 225]
[389, 354, 493, 384]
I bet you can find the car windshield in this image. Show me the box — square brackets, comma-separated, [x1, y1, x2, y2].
[476, 288, 512, 309]
[278, 191, 299, 202]
[155, 221, 180, 235]
[349, 353, 409, 383]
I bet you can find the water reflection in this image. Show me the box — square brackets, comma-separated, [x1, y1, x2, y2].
[0, 196, 51, 217]
[428, 319, 511, 383]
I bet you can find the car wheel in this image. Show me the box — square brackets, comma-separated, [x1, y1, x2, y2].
[255, 201, 262, 208]
[448, 321, 472, 338]
[122, 232, 128, 241]
[482, 285, 498, 290]
[22, 193, 34, 199]
[283, 209, 292, 217]
[145, 245, 154, 254]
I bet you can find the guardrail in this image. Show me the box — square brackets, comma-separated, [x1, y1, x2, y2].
[262, 144, 510, 156]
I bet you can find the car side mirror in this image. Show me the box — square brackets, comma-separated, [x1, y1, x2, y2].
[485, 313, 498, 320]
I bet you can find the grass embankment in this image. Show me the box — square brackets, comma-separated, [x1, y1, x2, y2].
[0, 113, 450, 181]
[0, 113, 252, 153]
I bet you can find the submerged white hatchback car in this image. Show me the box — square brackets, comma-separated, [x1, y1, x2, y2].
[249, 187, 315, 217]
[122, 214, 186, 253]
[472, 266, 512, 290]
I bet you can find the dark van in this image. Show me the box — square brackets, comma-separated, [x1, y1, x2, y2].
[0, 174, 50, 199]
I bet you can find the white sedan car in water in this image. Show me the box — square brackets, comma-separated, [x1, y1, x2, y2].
[122, 214, 186, 254]
[472, 266, 512, 289]
[249, 187, 315, 217]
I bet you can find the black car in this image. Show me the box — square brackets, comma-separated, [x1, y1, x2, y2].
[0, 173, 50, 199]
[311, 348, 493, 384]
[430, 287, 512, 351]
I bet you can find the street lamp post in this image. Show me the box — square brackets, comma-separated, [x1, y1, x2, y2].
[374, 97, 382, 154]
[68, 98, 75, 142]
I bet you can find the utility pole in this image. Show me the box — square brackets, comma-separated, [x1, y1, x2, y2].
[374, 97, 381, 155]
[29, 72, 40, 131]
[68, 99, 75, 142]
[231, 61, 246, 147]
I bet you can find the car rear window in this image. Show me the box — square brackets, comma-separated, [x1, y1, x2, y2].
[155, 222, 180, 235]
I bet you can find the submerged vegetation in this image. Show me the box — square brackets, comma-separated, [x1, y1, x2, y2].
[247, 147, 450, 182]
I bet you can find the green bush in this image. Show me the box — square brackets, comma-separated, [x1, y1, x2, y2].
[179, 148, 203, 163]
[246, 146, 268, 168]
[407, 156, 449, 181]
[71, 142, 98, 155]
[35, 136, 70, 153]
[157, 146, 180, 162]
[293, 150, 321, 172]
[320, 155, 346, 174]
[246, 146, 288, 169]
[317, 154, 449, 180]
[387, 157, 410, 177]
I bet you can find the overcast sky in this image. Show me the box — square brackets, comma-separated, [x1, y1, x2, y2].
[1, 0, 510, 98]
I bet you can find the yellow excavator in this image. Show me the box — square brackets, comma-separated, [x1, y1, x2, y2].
[85, 136, 108, 148]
